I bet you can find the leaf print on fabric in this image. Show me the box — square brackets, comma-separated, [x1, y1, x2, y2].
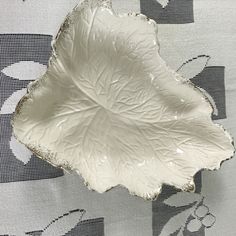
[177, 55, 218, 116]
[177, 55, 210, 80]
[10, 135, 32, 164]
[156, 0, 170, 8]
[1, 88, 27, 114]
[160, 205, 195, 236]
[164, 192, 201, 207]
[1, 61, 46, 81]
[41, 209, 85, 236]
[12, 0, 235, 200]
[25, 209, 86, 236]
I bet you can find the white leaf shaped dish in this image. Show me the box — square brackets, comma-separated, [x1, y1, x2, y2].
[12, 0, 235, 200]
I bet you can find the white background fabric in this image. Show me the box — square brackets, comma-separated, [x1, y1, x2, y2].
[0, 0, 235, 235]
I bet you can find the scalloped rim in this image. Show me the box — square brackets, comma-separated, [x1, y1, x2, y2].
[11, 0, 235, 200]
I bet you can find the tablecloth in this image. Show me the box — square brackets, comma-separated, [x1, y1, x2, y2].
[0, 0, 236, 235]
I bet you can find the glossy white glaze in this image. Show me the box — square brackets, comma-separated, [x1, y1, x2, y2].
[12, 0, 235, 200]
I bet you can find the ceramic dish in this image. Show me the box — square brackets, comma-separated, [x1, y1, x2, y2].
[12, 0, 235, 200]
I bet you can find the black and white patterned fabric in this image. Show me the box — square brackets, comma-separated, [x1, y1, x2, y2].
[0, 0, 235, 235]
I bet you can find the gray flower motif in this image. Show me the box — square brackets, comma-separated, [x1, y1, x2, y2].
[25, 209, 86, 236]
[156, 0, 170, 8]
[1, 61, 47, 164]
[160, 192, 216, 235]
